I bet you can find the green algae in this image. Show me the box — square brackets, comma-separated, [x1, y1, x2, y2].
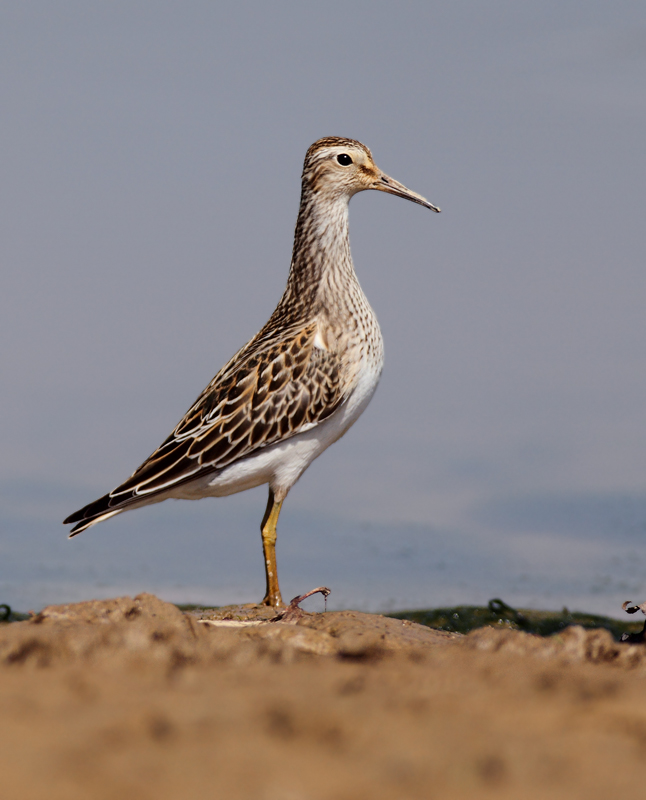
[389, 598, 645, 641]
[0, 604, 30, 623]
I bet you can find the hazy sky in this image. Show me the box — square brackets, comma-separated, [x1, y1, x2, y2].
[2, 2, 646, 613]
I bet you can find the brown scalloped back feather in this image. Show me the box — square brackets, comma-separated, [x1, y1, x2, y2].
[65, 321, 348, 533]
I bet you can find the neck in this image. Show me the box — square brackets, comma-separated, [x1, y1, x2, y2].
[279, 183, 358, 317]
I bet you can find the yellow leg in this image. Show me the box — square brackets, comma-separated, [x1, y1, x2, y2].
[260, 489, 284, 607]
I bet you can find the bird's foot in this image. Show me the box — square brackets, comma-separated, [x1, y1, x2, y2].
[270, 586, 331, 623]
[261, 590, 284, 608]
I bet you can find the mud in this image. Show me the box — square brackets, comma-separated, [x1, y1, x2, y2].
[2, 593, 646, 799]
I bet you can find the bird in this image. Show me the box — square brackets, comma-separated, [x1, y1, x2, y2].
[64, 137, 440, 607]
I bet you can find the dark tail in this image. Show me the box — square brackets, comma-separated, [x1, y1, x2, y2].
[63, 492, 123, 537]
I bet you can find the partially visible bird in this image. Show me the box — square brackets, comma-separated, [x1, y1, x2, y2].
[64, 137, 440, 607]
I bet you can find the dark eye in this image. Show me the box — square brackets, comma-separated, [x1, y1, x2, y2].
[336, 153, 353, 166]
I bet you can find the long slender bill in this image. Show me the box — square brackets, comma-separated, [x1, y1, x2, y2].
[374, 172, 440, 212]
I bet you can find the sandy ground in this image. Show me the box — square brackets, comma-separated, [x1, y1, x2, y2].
[3, 594, 646, 799]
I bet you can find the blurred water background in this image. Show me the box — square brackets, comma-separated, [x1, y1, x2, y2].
[4, 479, 646, 616]
[2, 2, 646, 616]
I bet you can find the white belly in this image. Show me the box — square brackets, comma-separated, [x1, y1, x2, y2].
[172, 354, 383, 502]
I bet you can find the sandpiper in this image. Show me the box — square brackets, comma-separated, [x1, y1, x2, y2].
[64, 137, 440, 607]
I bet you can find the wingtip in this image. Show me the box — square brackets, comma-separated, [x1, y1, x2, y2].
[65, 518, 89, 537]
[63, 491, 117, 532]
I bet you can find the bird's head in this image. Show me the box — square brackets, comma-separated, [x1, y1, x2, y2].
[302, 137, 440, 212]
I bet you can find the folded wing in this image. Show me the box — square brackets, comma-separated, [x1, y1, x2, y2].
[64, 323, 346, 534]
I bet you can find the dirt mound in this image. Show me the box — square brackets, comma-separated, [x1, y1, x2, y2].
[2, 593, 646, 799]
